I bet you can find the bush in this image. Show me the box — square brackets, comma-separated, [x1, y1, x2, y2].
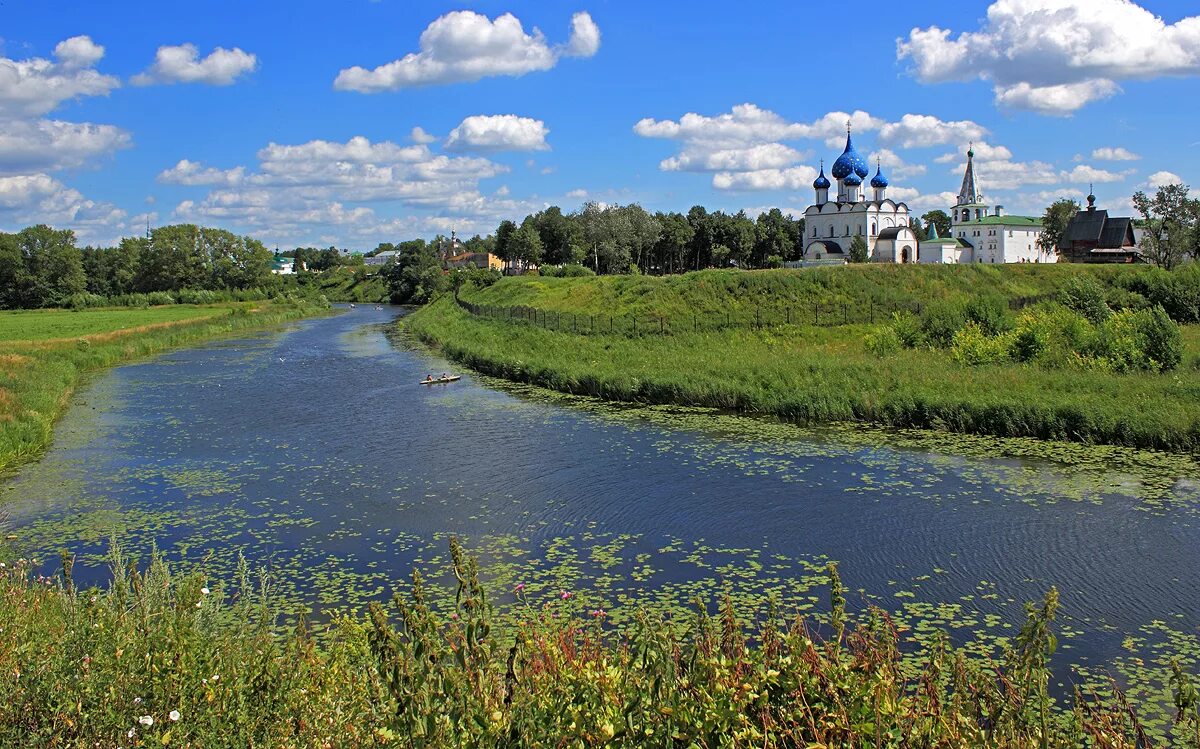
[950, 322, 1011, 366]
[1136, 305, 1183, 371]
[543, 263, 596, 278]
[1090, 306, 1182, 373]
[1118, 265, 1200, 323]
[67, 292, 107, 309]
[864, 325, 902, 356]
[889, 311, 925, 348]
[964, 295, 1012, 335]
[1059, 275, 1111, 323]
[919, 301, 966, 348]
[145, 291, 176, 306]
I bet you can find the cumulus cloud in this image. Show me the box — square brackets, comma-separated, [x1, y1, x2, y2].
[1062, 164, 1132, 184]
[445, 114, 550, 152]
[162, 134, 540, 245]
[0, 119, 131, 176]
[868, 149, 927, 180]
[132, 43, 258, 86]
[1146, 171, 1184, 187]
[410, 126, 436, 144]
[933, 141, 1013, 164]
[878, 114, 987, 149]
[566, 188, 588, 199]
[334, 10, 600, 92]
[1092, 146, 1139, 161]
[897, 0, 1200, 115]
[712, 166, 817, 192]
[0, 172, 126, 241]
[0, 35, 119, 118]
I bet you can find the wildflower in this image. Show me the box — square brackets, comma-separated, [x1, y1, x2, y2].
[195, 601, 202, 608]
[127, 728, 136, 739]
[211, 674, 219, 681]
[514, 582, 525, 593]
[169, 710, 181, 722]
[200, 587, 209, 595]
[601, 722, 615, 739]
[133, 697, 143, 705]
[138, 715, 153, 727]
[490, 710, 502, 723]
[560, 591, 571, 600]
[591, 609, 606, 618]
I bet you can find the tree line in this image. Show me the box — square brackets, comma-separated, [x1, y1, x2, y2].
[0, 224, 277, 309]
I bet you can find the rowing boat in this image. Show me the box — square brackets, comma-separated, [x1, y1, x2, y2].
[419, 376, 461, 384]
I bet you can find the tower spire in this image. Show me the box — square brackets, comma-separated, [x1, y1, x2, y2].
[957, 144, 980, 206]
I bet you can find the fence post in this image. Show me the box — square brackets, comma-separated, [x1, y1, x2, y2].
[756, 306, 761, 329]
[573, 314, 577, 334]
[870, 299, 874, 324]
[632, 316, 637, 336]
[814, 302, 819, 325]
[843, 303, 848, 325]
[786, 307, 791, 326]
[660, 316, 665, 335]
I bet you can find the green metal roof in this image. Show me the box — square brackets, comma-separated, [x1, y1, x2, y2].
[956, 215, 1042, 227]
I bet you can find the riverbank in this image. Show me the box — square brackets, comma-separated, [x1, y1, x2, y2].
[405, 281, 1200, 452]
[0, 298, 330, 476]
[1, 541, 1191, 747]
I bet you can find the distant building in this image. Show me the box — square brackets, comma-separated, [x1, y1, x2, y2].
[444, 251, 503, 270]
[271, 254, 295, 274]
[364, 250, 401, 267]
[802, 122, 918, 263]
[1057, 191, 1141, 263]
[943, 147, 1052, 263]
[915, 222, 972, 264]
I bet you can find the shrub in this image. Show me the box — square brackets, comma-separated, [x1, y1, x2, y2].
[546, 264, 596, 278]
[1008, 313, 1049, 363]
[1118, 265, 1200, 323]
[889, 311, 925, 348]
[919, 301, 966, 348]
[964, 295, 1012, 335]
[145, 291, 176, 306]
[67, 292, 107, 309]
[1136, 305, 1183, 371]
[1058, 275, 1111, 323]
[864, 325, 902, 356]
[950, 321, 1011, 366]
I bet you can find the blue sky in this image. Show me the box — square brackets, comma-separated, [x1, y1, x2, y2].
[1, 0, 1197, 249]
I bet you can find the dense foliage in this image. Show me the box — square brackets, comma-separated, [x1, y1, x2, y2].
[1, 541, 1196, 747]
[0, 224, 279, 310]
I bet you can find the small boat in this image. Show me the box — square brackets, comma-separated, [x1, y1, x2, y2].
[419, 375, 461, 385]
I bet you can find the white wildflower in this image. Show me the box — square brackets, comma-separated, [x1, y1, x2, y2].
[169, 709, 180, 721]
[138, 715, 153, 727]
[200, 587, 210, 595]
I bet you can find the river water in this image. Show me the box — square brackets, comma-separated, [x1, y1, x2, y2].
[3, 305, 1198, 717]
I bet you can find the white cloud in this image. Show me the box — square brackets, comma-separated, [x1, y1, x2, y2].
[566, 188, 588, 199]
[878, 113, 987, 148]
[1061, 164, 1132, 184]
[712, 166, 817, 192]
[163, 134, 539, 246]
[0, 35, 119, 118]
[867, 149, 926, 180]
[333, 10, 600, 92]
[1092, 146, 1139, 161]
[1146, 170, 1184, 187]
[662, 143, 804, 173]
[132, 43, 257, 86]
[0, 172, 126, 241]
[0, 119, 130, 175]
[944, 157, 1060, 191]
[934, 141, 1013, 163]
[410, 126, 436, 144]
[898, 0, 1200, 114]
[158, 159, 246, 186]
[445, 114, 549, 152]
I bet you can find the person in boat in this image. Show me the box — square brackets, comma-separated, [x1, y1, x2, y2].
[425, 374, 434, 382]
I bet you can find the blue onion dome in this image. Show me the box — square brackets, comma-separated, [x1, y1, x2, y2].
[843, 172, 863, 187]
[870, 162, 889, 189]
[813, 163, 831, 190]
[830, 130, 870, 180]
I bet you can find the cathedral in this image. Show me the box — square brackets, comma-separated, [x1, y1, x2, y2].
[800, 127, 1054, 264]
[802, 123, 918, 263]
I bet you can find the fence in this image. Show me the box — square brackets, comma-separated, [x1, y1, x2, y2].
[455, 294, 1049, 338]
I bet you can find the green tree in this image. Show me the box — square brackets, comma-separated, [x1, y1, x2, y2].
[381, 243, 445, 304]
[1133, 184, 1196, 269]
[908, 217, 927, 241]
[653, 211, 693, 274]
[109, 237, 144, 295]
[686, 205, 713, 270]
[848, 235, 869, 263]
[137, 225, 209, 291]
[494, 220, 517, 263]
[509, 217, 544, 268]
[21, 225, 85, 306]
[0, 233, 31, 308]
[754, 209, 795, 268]
[1037, 198, 1079, 257]
[922, 210, 951, 240]
[534, 206, 584, 266]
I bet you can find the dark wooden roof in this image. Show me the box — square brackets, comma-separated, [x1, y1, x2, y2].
[1058, 208, 1135, 250]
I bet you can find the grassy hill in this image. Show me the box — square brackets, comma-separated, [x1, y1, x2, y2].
[409, 265, 1200, 453]
[459, 265, 1145, 320]
[287, 267, 390, 303]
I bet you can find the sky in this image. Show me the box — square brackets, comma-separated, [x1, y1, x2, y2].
[1, 0, 1198, 250]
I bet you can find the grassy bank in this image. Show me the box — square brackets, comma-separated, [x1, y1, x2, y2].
[287, 266, 390, 303]
[407, 290, 1200, 452]
[459, 265, 1149, 321]
[0, 541, 1195, 747]
[0, 298, 329, 475]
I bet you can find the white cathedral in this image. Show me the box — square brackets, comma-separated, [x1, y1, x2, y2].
[803, 124, 917, 263]
[801, 126, 1054, 264]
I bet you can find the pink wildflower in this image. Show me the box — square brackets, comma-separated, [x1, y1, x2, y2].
[560, 591, 571, 600]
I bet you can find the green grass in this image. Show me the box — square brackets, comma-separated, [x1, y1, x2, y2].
[1, 541, 1193, 747]
[0, 305, 227, 342]
[0, 299, 328, 475]
[460, 264, 1145, 321]
[407, 293, 1200, 452]
[289, 267, 391, 303]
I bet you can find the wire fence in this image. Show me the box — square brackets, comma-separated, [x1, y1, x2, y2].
[455, 294, 1049, 337]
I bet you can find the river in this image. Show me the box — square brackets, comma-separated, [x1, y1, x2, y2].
[3, 305, 1198, 719]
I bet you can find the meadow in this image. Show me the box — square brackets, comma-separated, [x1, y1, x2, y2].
[407, 267, 1200, 453]
[0, 298, 328, 475]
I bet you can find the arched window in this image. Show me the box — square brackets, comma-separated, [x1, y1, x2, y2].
[975, 208, 982, 220]
[812, 226, 817, 237]
[844, 225, 849, 236]
[828, 225, 834, 237]
[961, 209, 969, 222]
[871, 222, 876, 235]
